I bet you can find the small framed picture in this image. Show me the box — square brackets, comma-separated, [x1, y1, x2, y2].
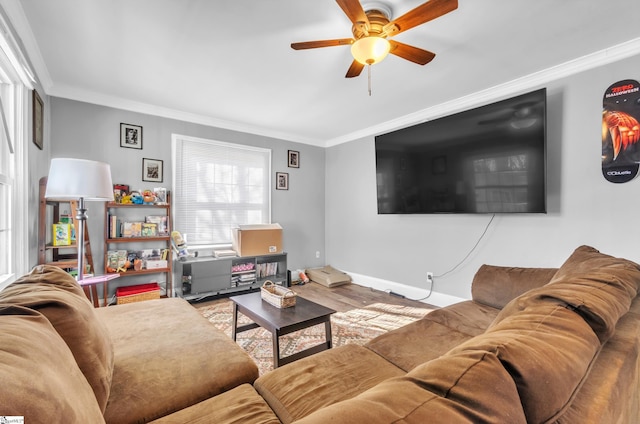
[142, 158, 163, 182]
[276, 172, 289, 190]
[153, 187, 167, 204]
[288, 150, 300, 168]
[120, 123, 143, 149]
[33, 89, 44, 150]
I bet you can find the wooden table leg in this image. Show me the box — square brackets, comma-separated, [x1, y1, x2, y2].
[232, 303, 239, 341]
[325, 319, 333, 349]
[273, 329, 281, 369]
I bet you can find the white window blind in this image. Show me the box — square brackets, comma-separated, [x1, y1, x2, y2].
[172, 134, 271, 247]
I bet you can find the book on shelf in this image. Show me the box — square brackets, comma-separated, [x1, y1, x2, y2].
[122, 222, 142, 237]
[145, 215, 168, 236]
[106, 250, 128, 271]
[141, 222, 158, 237]
[257, 262, 278, 278]
[52, 223, 72, 246]
[109, 214, 122, 238]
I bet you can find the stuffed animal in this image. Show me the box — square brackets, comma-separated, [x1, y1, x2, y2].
[142, 190, 155, 204]
[130, 192, 143, 204]
[121, 195, 132, 204]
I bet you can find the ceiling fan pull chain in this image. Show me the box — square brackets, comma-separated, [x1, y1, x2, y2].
[368, 64, 372, 96]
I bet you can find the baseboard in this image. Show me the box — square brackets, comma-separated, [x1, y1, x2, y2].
[345, 271, 468, 308]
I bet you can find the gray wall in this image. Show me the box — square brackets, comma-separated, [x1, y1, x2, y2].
[325, 53, 640, 299]
[40, 53, 640, 302]
[48, 98, 326, 292]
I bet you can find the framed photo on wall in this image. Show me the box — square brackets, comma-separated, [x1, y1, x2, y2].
[33, 89, 43, 150]
[120, 123, 143, 149]
[288, 150, 300, 168]
[142, 158, 163, 182]
[276, 172, 289, 190]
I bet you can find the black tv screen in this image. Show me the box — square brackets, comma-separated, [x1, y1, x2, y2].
[375, 88, 547, 214]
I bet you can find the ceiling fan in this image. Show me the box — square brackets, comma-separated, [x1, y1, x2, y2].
[291, 0, 458, 79]
[478, 100, 544, 129]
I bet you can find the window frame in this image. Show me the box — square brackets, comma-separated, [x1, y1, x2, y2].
[171, 133, 272, 249]
[0, 21, 31, 289]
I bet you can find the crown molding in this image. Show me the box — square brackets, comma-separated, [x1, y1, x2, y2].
[325, 37, 640, 147]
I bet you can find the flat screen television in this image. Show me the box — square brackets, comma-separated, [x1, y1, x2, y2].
[375, 88, 547, 214]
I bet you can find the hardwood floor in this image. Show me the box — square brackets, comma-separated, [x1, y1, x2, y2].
[194, 282, 438, 313]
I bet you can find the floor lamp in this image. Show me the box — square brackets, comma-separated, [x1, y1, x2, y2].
[45, 158, 114, 282]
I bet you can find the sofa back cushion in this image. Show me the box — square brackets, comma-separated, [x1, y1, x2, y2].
[0, 265, 114, 411]
[471, 265, 558, 309]
[492, 246, 640, 342]
[452, 302, 601, 423]
[293, 349, 527, 424]
[0, 305, 105, 422]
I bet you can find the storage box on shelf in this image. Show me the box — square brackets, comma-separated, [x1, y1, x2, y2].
[116, 282, 161, 304]
[104, 193, 172, 300]
[232, 223, 282, 256]
[175, 252, 287, 301]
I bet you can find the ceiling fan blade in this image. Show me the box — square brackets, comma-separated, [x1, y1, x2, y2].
[389, 40, 436, 65]
[336, 0, 370, 27]
[345, 60, 365, 78]
[383, 0, 458, 37]
[291, 38, 354, 50]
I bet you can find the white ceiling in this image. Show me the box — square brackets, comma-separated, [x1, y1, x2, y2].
[4, 0, 640, 147]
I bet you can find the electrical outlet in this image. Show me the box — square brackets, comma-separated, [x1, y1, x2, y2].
[427, 272, 434, 284]
[316, 251, 320, 258]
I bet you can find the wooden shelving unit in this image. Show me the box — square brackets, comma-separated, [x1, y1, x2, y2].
[104, 193, 173, 298]
[38, 176, 98, 306]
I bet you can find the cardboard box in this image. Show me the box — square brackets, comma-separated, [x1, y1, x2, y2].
[306, 265, 352, 288]
[145, 259, 168, 270]
[232, 223, 283, 257]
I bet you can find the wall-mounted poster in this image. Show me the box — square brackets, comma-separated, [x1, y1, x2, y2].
[602, 79, 640, 183]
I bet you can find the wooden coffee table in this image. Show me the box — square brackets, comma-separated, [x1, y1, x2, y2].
[230, 291, 336, 368]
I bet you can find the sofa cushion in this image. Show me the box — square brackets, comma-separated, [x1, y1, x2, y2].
[254, 344, 405, 424]
[492, 246, 640, 342]
[149, 384, 280, 424]
[551, 245, 640, 286]
[453, 302, 601, 423]
[471, 264, 558, 309]
[293, 349, 527, 424]
[0, 305, 105, 423]
[555, 298, 640, 422]
[365, 316, 478, 372]
[424, 300, 499, 336]
[96, 297, 259, 423]
[0, 265, 114, 411]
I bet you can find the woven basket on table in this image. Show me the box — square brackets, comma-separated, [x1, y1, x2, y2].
[261, 280, 296, 308]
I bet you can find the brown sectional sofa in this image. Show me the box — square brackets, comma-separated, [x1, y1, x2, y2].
[1, 245, 639, 423]
[0, 265, 259, 423]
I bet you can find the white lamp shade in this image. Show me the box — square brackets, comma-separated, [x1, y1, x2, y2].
[351, 36, 391, 65]
[45, 158, 114, 201]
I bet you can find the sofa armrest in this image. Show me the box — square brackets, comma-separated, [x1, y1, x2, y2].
[472, 265, 558, 309]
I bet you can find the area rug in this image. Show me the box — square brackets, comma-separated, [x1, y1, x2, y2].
[197, 299, 434, 375]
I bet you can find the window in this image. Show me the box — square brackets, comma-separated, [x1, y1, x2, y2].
[472, 153, 530, 213]
[0, 23, 29, 288]
[172, 134, 271, 247]
[0, 72, 27, 287]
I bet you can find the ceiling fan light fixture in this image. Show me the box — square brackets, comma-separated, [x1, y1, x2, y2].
[351, 36, 390, 65]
